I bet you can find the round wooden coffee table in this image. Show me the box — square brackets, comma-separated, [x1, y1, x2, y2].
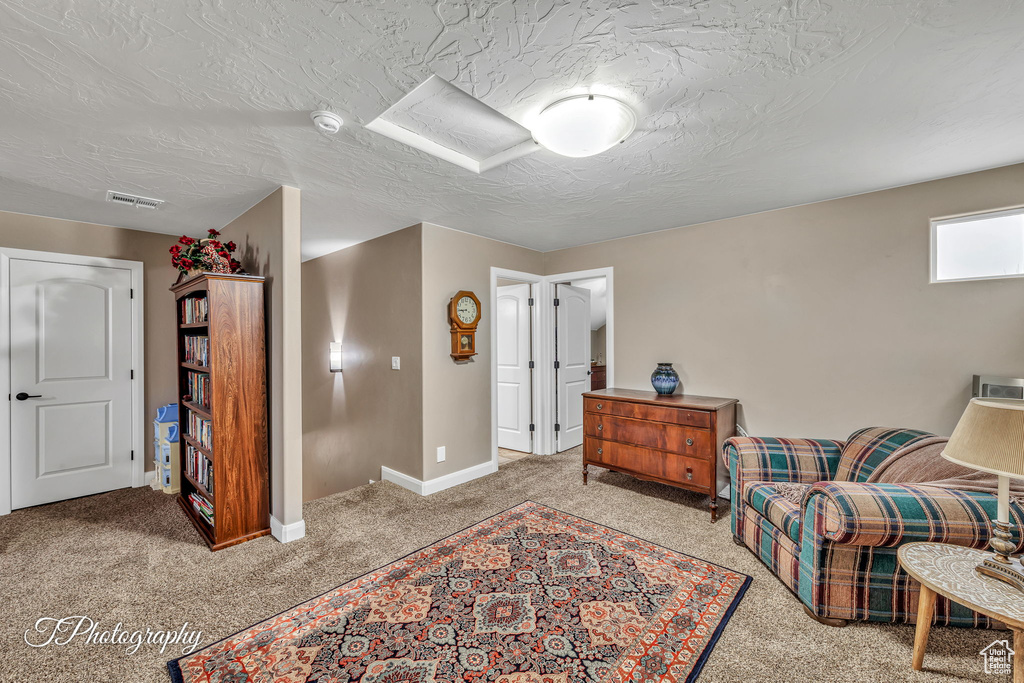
[898, 542, 1024, 682]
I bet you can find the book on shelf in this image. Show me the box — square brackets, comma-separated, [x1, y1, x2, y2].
[181, 296, 209, 324]
[185, 444, 214, 494]
[183, 335, 210, 367]
[187, 411, 213, 450]
[186, 371, 211, 408]
[188, 492, 214, 526]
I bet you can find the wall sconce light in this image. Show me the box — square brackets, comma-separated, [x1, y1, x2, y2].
[330, 342, 343, 372]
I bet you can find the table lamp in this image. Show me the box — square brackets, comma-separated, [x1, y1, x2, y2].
[941, 397, 1024, 591]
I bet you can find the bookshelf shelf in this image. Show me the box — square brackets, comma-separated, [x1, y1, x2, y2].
[183, 471, 214, 501]
[172, 272, 270, 551]
[181, 433, 213, 459]
[182, 401, 212, 420]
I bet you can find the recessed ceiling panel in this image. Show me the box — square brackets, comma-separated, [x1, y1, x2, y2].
[365, 75, 536, 173]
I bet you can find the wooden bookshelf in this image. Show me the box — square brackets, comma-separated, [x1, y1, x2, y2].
[171, 273, 270, 551]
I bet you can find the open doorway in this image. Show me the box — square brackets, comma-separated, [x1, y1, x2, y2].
[489, 267, 614, 469]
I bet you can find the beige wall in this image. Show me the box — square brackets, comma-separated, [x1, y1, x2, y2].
[0, 210, 178, 470]
[544, 163, 1024, 439]
[421, 223, 543, 480]
[222, 187, 303, 526]
[301, 225, 424, 500]
[300, 222, 542, 500]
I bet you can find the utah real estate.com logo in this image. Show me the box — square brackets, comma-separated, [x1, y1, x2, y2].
[981, 639, 1014, 676]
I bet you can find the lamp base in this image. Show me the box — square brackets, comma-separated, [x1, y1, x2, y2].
[978, 519, 1024, 593]
[977, 556, 1024, 593]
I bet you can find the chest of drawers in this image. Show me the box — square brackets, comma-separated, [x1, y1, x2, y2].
[582, 388, 738, 521]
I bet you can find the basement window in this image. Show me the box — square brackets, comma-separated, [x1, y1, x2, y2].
[931, 208, 1024, 282]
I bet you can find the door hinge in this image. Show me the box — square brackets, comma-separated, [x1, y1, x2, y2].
[529, 360, 534, 369]
[553, 298, 560, 306]
[554, 360, 560, 369]
[130, 369, 134, 380]
[130, 289, 134, 299]
[130, 450, 134, 461]
[528, 297, 534, 306]
[555, 423, 561, 432]
[529, 423, 535, 432]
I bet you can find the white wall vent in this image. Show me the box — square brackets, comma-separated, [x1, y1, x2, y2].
[106, 190, 164, 209]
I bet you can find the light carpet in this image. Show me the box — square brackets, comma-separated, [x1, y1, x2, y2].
[0, 447, 1007, 682]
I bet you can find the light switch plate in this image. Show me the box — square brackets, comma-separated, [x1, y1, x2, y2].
[392, 357, 400, 370]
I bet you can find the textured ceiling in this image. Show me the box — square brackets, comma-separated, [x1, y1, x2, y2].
[1, 1, 1024, 260]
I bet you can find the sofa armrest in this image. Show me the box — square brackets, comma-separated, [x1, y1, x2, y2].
[724, 436, 844, 487]
[807, 482, 1024, 548]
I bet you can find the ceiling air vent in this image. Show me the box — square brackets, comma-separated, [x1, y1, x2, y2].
[106, 190, 164, 209]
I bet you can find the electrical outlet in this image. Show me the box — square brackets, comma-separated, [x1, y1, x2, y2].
[392, 356, 400, 370]
[436, 446, 446, 463]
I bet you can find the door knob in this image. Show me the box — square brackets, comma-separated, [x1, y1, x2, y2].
[15, 392, 42, 401]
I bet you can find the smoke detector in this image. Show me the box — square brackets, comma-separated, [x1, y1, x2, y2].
[311, 110, 343, 135]
[105, 190, 164, 209]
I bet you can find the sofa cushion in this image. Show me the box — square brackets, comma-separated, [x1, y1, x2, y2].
[743, 482, 806, 543]
[743, 506, 801, 593]
[834, 427, 934, 483]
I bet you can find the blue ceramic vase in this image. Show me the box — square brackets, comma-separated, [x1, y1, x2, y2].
[651, 362, 680, 395]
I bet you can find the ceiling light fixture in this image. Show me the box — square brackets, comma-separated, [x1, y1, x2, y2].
[311, 110, 343, 135]
[532, 94, 636, 158]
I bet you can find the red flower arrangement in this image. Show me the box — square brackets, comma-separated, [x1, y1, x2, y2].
[170, 229, 243, 277]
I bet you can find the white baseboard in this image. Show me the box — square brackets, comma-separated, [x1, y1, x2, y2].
[381, 460, 497, 496]
[270, 515, 306, 543]
[145, 470, 157, 487]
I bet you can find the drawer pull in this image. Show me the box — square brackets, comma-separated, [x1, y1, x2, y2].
[596, 403, 603, 410]
[597, 448, 603, 455]
[597, 424, 603, 431]
[686, 468, 693, 481]
[686, 438, 693, 446]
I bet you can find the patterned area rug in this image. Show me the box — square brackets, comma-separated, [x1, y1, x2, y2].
[169, 502, 750, 683]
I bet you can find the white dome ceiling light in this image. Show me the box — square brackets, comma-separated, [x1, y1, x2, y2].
[311, 110, 344, 135]
[532, 94, 636, 158]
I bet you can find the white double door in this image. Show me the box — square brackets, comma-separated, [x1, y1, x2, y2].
[496, 283, 533, 452]
[8, 257, 135, 509]
[555, 284, 591, 452]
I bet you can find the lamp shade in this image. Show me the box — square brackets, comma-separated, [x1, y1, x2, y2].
[942, 398, 1024, 478]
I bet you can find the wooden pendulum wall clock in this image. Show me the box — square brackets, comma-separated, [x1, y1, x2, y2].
[449, 290, 481, 361]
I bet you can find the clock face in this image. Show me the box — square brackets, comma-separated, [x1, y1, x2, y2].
[456, 296, 478, 325]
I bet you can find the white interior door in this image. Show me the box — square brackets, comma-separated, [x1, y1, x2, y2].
[496, 283, 532, 453]
[9, 259, 134, 509]
[555, 284, 591, 452]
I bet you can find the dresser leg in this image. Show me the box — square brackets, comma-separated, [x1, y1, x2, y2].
[583, 464, 588, 485]
[710, 498, 718, 522]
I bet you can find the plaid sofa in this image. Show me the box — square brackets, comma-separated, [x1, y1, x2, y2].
[725, 427, 1024, 626]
